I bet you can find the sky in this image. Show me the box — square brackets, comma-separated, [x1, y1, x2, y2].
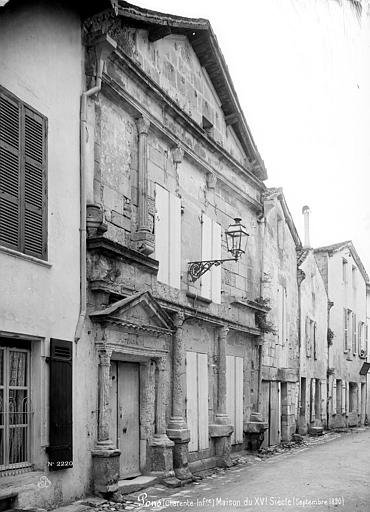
[133, 0, 370, 273]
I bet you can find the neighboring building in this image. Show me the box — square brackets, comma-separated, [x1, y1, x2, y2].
[0, 0, 112, 507]
[81, 1, 269, 495]
[315, 241, 369, 429]
[297, 207, 328, 434]
[260, 188, 301, 446]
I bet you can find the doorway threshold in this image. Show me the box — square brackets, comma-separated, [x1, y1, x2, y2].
[117, 475, 158, 495]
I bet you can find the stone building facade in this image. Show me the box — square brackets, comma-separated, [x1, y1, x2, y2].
[81, 1, 269, 495]
[259, 189, 300, 446]
[297, 208, 328, 434]
[315, 241, 369, 429]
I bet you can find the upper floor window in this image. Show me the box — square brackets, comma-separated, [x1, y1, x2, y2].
[0, 86, 47, 260]
[352, 313, 357, 354]
[352, 266, 357, 289]
[342, 258, 348, 284]
[344, 308, 351, 352]
[278, 286, 287, 347]
[155, 184, 181, 288]
[200, 214, 221, 303]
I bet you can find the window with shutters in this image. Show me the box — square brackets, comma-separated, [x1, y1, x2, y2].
[313, 322, 317, 360]
[336, 379, 342, 414]
[343, 308, 351, 352]
[0, 342, 32, 472]
[200, 214, 221, 303]
[352, 313, 357, 354]
[48, 339, 73, 470]
[154, 184, 181, 289]
[0, 86, 47, 260]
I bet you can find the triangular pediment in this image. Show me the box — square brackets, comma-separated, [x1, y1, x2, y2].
[90, 291, 174, 332]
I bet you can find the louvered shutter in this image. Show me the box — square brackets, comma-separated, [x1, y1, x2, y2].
[0, 87, 47, 259]
[23, 107, 47, 258]
[48, 339, 73, 470]
[0, 91, 20, 249]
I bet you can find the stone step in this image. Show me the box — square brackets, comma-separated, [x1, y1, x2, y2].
[309, 426, 324, 436]
[117, 476, 158, 495]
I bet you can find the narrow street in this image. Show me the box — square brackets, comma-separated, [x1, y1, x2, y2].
[125, 429, 370, 512]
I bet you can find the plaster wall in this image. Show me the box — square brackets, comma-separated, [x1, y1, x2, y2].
[299, 251, 328, 432]
[0, 1, 92, 506]
[326, 248, 367, 427]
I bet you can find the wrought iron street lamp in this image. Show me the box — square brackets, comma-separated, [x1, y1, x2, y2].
[188, 218, 249, 282]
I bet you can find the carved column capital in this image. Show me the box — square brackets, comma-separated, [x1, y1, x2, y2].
[99, 348, 112, 366]
[219, 325, 229, 340]
[136, 115, 150, 135]
[173, 311, 185, 329]
[172, 146, 184, 165]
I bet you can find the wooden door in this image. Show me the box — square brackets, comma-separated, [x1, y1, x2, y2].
[269, 381, 281, 446]
[261, 381, 281, 447]
[186, 351, 209, 452]
[110, 362, 140, 478]
[261, 381, 270, 448]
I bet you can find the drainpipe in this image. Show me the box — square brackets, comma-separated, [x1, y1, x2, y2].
[74, 36, 117, 343]
[257, 211, 266, 413]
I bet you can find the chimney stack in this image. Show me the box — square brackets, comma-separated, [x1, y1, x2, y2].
[302, 205, 311, 249]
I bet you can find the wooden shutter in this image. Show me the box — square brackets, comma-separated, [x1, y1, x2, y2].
[186, 351, 198, 452]
[343, 309, 348, 351]
[305, 316, 310, 357]
[186, 351, 208, 452]
[357, 384, 361, 415]
[234, 356, 243, 443]
[48, 339, 73, 470]
[226, 356, 235, 444]
[341, 381, 346, 414]
[155, 184, 180, 288]
[169, 192, 181, 288]
[201, 215, 212, 299]
[0, 87, 47, 259]
[201, 215, 221, 303]
[332, 380, 337, 415]
[155, 184, 169, 285]
[197, 353, 209, 450]
[226, 355, 244, 445]
[0, 91, 20, 250]
[313, 322, 317, 360]
[23, 107, 47, 258]
[320, 379, 326, 420]
[211, 221, 221, 304]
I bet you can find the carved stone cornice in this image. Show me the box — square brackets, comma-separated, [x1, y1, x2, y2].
[87, 236, 159, 275]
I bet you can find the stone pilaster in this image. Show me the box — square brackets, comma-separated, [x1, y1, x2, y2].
[97, 349, 114, 448]
[150, 357, 174, 478]
[210, 326, 234, 467]
[132, 116, 154, 255]
[215, 325, 229, 425]
[167, 312, 192, 481]
[92, 348, 120, 495]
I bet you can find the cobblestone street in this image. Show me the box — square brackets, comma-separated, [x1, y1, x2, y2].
[84, 429, 369, 512]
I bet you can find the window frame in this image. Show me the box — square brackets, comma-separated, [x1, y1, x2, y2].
[0, 344, 32, 472]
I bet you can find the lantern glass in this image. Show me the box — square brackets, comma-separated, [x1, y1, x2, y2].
[226, 218, 249, 259]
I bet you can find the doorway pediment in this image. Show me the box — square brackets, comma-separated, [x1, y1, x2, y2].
[90, 290, 174, 333]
